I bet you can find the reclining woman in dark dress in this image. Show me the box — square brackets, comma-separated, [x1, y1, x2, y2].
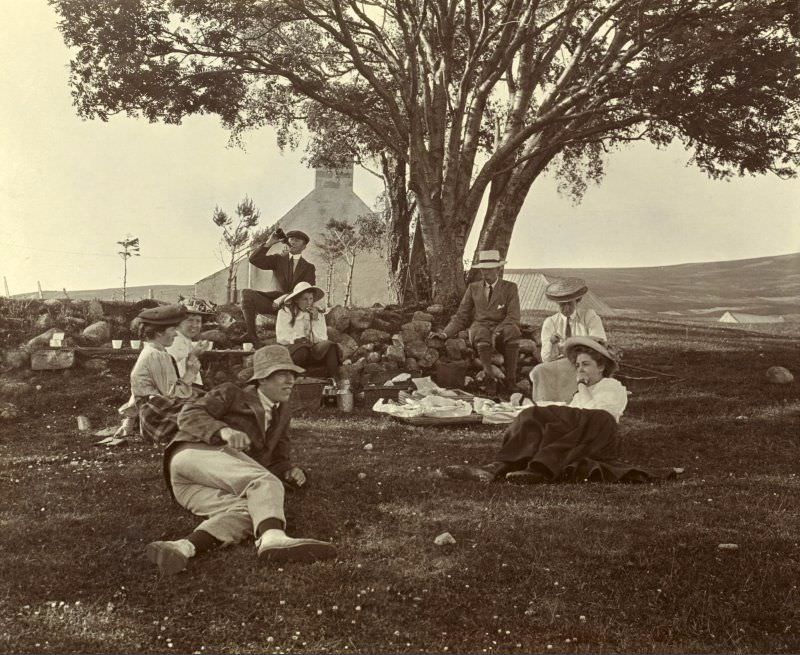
[445, 336, 658, 484]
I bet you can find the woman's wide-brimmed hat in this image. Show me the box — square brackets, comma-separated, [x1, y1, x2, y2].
[472, 249, 506, 269]
[247, 345, 305, 382]
[137, 304, 187, 326]
[178, 297, 216, 316]
[274, 281, 325, 308]
[545, 277, 588, 302]
[564, 336, 619, 375]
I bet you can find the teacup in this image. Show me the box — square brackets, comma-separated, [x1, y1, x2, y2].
[242, 342, 254, 352]
[111, 340, 123, 349]
[130, 340, 141, 350]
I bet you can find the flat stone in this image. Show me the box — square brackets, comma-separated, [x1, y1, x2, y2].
[412, 311, 434, 323]
[766, 366, 793, 384]
[31, 349, 75, 371]
[426, 304, 444, 315]
[326, 305, 350, 331]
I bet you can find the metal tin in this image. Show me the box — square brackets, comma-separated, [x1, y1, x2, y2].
[76, 415, 91, 431]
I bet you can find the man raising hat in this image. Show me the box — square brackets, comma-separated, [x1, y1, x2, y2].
[432, 249, 522, 392]
[145, 345, 336, 576]
[241, 229, 316, 346]
[530, 277, 607, 403]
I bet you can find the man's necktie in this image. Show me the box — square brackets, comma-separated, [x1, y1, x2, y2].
[485, 283, 493, 302]
[565, 317, 572, 338]
[288, 257, 295, 283]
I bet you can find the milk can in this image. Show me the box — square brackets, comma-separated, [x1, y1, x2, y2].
[336, 380, 354, 412]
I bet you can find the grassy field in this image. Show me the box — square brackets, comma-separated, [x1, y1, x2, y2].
[1, 316, 798, 653]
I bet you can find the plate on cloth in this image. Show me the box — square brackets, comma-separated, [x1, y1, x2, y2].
[391, 415, 485, 427]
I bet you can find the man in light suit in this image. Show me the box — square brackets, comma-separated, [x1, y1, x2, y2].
[433, 250, 521, 391]
[145, 345, 336, 576]
[241, 229, 316, 345]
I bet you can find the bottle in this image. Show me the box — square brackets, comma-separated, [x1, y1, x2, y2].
[336, 380, 354, 412]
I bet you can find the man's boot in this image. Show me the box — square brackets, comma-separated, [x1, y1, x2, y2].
[503, 342, 520, 390]
[240, 290, 260, 345]
[476, 344, 500, 395]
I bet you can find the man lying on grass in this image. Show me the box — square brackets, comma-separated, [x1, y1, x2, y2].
[445, 336, 659, 484]
[146, 345, 336, 576]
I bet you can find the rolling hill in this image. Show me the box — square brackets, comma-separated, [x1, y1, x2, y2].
[12, 284, 194, 303]
[535, 251, 800, 318]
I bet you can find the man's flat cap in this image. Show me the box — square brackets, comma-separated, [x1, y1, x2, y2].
[285, 230, 310, 244]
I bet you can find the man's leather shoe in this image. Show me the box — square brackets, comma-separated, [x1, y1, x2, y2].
[505, 470, 549, 485]
[443, 465, 495, 482]
[145, 541, 189, 576]
[257, 534, 336, 563]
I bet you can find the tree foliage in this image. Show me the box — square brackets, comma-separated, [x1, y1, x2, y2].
[54, 0, 800, 303]
[213, 196, 261, 303]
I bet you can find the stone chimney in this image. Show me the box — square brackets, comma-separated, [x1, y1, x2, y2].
[314, 162, 354, 191]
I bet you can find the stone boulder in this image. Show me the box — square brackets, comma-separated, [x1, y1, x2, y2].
[349, 309, 374, 330]
[199, 329, 231, 348]
[445, 338, 468, 360]
[412, 311, 435, 323]
[35, 314, 54, 330]
[327, 305, 351, 332]
[420, 347, 440, 369]
[367, 351, 382, 364]
[63, 317, 87, 330]
[405, 358, 420, 371]
[25, 328, 59, 352]
[405, 341, 430, 360]
[215, 304, 244, 328]
[384, 344, 406, 364]
[2, 348, 30, 369]
[400, 320, 432, 344]
[331, 333, 358, 360]
[82, 321, 111, 345]
[519, 339, 538, 355]
[31, 350, 75, 371]
[370, 317, 394, 333]
[87, 300, 104, 322]
[766, 366, 794, 384]
[359, 328, 392, 345]
[426, 304, 445, 316]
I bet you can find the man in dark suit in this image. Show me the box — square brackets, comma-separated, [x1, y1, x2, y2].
[433, 250, 521, 391]
[145, 345, 336, 576]
[241, 229, 316, 345]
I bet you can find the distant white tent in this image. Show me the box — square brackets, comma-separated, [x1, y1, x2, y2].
[503, 270, 614, 315]
[718, 311, 785, 324]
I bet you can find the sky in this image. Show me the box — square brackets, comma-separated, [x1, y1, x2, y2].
[1, 2, 798, 296]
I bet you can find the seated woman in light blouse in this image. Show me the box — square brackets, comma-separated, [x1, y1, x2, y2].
[117, 305, 201, 440]
[445, 336, 658, 484]
[274, 282, 341, 380]
[530, 277, 607, 403]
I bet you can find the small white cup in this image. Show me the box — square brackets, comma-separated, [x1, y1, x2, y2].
[130, 340, 141, 350]
[111, 340, 123, 349]
[242, 342, 254, 352]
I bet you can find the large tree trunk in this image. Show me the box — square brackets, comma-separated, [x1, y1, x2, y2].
[473, 155, 552, 268]
[381, 154, 414, 304]
[415, 197, 467, 307]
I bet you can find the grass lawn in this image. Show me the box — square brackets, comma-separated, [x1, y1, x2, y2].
[1, 316, 798, 653]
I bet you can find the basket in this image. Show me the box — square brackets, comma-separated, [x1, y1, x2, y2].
[361, 383, 411, 406]
[290, 378, 327, 411]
